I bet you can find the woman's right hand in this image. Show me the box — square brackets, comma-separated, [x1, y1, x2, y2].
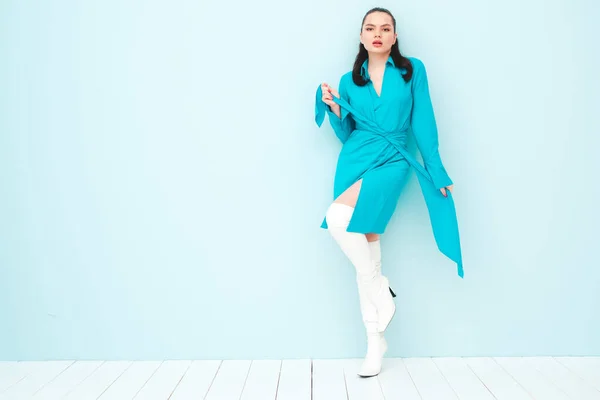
[321, 83, 341, 116]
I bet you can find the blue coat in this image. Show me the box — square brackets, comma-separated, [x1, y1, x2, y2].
[315, 56, 464, 277]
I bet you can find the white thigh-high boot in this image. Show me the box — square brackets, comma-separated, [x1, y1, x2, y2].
[368, 239, 381, 275]
[368, 239, 397, 317]
[325, 203, 396, 377]
[367, 238, 384, 336]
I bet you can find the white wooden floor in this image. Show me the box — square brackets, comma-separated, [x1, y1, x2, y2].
[0, 357, 599, 399]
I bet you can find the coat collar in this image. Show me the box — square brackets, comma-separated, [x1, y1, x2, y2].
[360, 55, 395, 79]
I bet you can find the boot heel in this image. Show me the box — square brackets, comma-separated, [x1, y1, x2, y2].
[389, 287, 396, 298]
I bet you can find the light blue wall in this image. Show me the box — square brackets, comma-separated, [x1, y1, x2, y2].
[1, 0, 598, 361]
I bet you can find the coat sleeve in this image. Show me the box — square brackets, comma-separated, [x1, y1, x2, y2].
[410, 58, 453, 190]
[325, 75, 355, 143]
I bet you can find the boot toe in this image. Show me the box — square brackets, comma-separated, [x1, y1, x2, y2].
[357, 363, 381, 377]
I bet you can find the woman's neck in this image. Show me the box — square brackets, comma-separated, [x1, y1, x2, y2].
[367, 51, 390, 70]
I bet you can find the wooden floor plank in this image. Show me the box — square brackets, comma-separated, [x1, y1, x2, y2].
[343, 359, 384, 400]
[433, 357, 496, 400]
[1, 360, 73, 399]
[169, 360, 221, 400]
[377, 358, 421, 400]
[403, 357, 458, 400]
[132, 360, 191, 399]
[32, 361, 104, 400]
[312, 359, 347, 400]
[275, 359, 312, 400]
[0, 363, 17, 376]
[555, 357, 600, 391]
[204, 360, 251, 400]
[97, 360, 162, 399]
[525, 356, 600, 400]
[62, 360, 132, 400]
[239, 360, 281, 400]
[0, 362, 35, 393]
[464, 357, 532, 400]
[495, 357, 570, 400]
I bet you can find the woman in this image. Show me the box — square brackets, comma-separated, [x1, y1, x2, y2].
[315, 7, 463, 377]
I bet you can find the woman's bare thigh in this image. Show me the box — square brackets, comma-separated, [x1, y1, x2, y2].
[333, 179, 362, 208]
[332, 179, 380, 241]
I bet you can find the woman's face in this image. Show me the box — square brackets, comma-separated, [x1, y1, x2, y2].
[360, 12, 397, 53]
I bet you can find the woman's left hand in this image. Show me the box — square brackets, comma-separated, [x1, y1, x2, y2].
[440, 184, 454, 197]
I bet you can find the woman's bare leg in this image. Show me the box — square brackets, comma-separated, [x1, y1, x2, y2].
[366, 233, 380, 242]
[333, 179, 380, 242]
[333, 179, 362, 206]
